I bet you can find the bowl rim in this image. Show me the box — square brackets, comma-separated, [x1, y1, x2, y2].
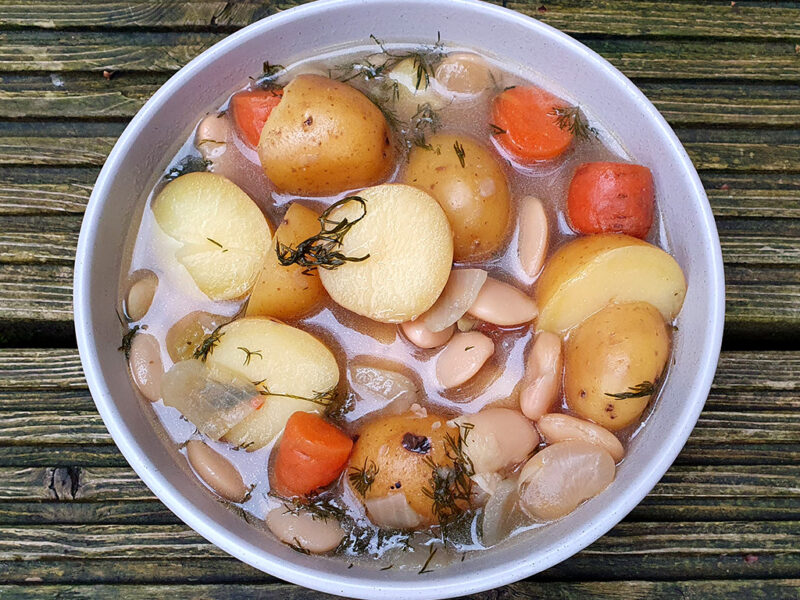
[73, 0, 726, 597]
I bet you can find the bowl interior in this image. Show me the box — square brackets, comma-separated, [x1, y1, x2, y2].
[74, 0, 724, 598]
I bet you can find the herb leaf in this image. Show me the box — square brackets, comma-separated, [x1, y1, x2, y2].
[605, 381, 655, 399]
[193, 324, 225, 362]
[489, 123, 506, 135]
[253, 61, 286, 90]
[348, 458, 379, 496]
[237, 346, 262, 366]
[259, 385, 337, 408]
[453, 140, 466, 167]
[118, 325, 140, 360]
[418, 546, 437, 574]
[276, 196, 370, 273]
[550, 105, 599, 140]
[164, 155, 210, 182]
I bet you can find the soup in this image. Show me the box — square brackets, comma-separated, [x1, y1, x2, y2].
[117, 36, 686, 571]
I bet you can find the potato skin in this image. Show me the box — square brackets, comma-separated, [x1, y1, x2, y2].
[258, 75, 395, 196]
[246, 203, 326, 320]
[347, 413, 459, 526]
[564, 302, 670, 430]
[404, 133, 511, 261]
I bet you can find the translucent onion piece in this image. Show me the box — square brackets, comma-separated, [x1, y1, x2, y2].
[346, 364, 419, 422]
[161, 360, 262, 440]
[422, 269, 488, 333]
[481, 478, 518, 547]
[365, 493, 424, 529]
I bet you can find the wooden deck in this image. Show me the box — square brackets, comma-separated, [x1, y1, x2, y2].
[0, 1, 798, 598]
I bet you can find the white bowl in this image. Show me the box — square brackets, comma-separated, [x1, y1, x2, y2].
[73, 0, 725, 597]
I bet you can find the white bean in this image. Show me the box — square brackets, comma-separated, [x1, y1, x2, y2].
[125, 271, 158, 321]
[434, 52, 493, 96]
[266, 506, 345, 554]
[128, 333, 163, 402]
[400, 320, 454, 349]
[185, 440, 248, 502]
[517, 440, 615, 520]
[436, 331, 494, 389]
[537, 413, 625, 462]
[467, 277, 538, 326]
[519, 331, 563, 421]
[517, 196, 549, 278]
[195, 113, 228, 160]
[454, 408, 539, 474]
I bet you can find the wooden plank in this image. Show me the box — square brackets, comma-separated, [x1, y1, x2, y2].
[0, 0, 798, 40]
[0, 348, 85, 389]
[0, 521, 795, 580]
[0, 502, 177, 526]
[0, 411, 110, 445]
[0, 446, 127, 467]
[2, 75, 800, 129]
[0, 31, 797, 81]
[1, 580, 799, 600]
[702, 173, 800, 220]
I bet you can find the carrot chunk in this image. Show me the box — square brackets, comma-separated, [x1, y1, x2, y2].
[272, 411, 353, 498]
[491, 86, 573, 163]
[567, 161, 655, 239]
[230, 89, 283, 147]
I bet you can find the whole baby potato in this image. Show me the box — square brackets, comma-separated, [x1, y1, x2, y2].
[258, 75, 395, 196]
[347, 413, 463, 527]
[404, 133, 511, 261]
[564, 302, 670, 431]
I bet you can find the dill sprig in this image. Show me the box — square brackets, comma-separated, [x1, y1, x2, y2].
[237, 346, 262, 366]
[489, 123, 506, 136]
[288, 537, 311, 555]
[276, 196, 370, 274]
[453, 140, 466, 168]
[605, 381, 656, 399]
[164, 155, 210, 182]
[422, 423, 474, 543]
[348, 458, 379, 497]
[252, 61, 285, 90]
[551, 105, 598, 140]
[193, 324, 225, 362]
[206, 237, 228, 252]
[118, 325, 140, 359]
[325, 392, 357, 423]
[362, 32, 446, 91]
[408, 103, 442, 151]
[258, 384, 337, 408]
[271, 492, 347, 522]
[418, 545, 437, 574]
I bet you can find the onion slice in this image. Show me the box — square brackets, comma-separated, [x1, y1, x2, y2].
[347, 364, 419, 422]
[365, 493, 424, 529]
[481, 478, 518, 547]
[422, 268, 488, 332]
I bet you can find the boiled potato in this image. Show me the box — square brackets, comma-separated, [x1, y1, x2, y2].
[246, 203, 326, 320]
[536, 234, 686, 334]
[152, 172, 271, 301]
[387, 57, 448, 120]
[258, 75, 395, 196]
[205, 317, 339, 450]
[347, 413, 463, 527]
[404, 133, 511, 261]
[564, 302, 670, 430]
[318, 184, 453, 323]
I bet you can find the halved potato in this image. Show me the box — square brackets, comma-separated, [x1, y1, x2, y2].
[387, 57, 448, 120]
[258, 75, 395, 196]
[152, 172, 271, 301]
[536, 234, 686, 334]
[205, 317, 339, 450]
[318, 184, 453, 323]
[246, 202, 326, 320]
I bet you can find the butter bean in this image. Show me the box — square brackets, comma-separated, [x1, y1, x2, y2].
[436, 331, 494, 388]
[186, 440, 249, 502]
[537, 413, 624, 462]
[401, 320, 454, 349]
[519, 331, 562, 421]
[125, 271, 158, 321]
[128, 333, 163, 403]
[266, 506, 345, 554]
[467, 277, 538, 326]
[454, 408, 539, 474]
[195, 113, 228, 160]
[517, 196, 549, 278]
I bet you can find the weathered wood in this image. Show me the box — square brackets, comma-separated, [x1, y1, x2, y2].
[0, 445, 127, 467]
[0, 521, 795, 580]
[0, 348, 85, 389]
[0, 31, 797, 81]
[0, 501, 177, 526]
[1, 0, 799, 41]
[0, 411, 110, 445]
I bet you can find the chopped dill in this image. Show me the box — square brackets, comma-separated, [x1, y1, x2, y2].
[489, 123, 506, 135]
[453, 140, 466, 167]
[380, 564, 393, 571]
[237, 346, 262, 366]
[464, 346, 474, 351]
[118, 325, 140, 359]
[270, 492, 347, 522]
[276, 196, 370, 273]
[418, 546, 437, 574]
[408, 102, 442, 151]
[605, 381, 655, 400]
[193, 324, 225, 362]
[252, 61, 286, 90]
[325, 391, 357, 423]
[164, 155, 209, 182]
[205, 237, 228, 253]
[288, 537, 311, 555]
[348, 458, 379, 497]
[551, 105, 598, 140]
